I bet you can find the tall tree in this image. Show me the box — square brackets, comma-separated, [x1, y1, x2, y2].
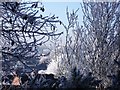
[81, 2, 120, 86]
[57, 1, 120, 87]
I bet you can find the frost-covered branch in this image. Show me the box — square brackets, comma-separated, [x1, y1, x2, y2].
[0, 2, 63, 73]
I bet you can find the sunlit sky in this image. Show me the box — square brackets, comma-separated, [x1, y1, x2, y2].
[42, 2, 83, 24]
[42, 2, 83, 43]
[22, 0, 83, 25]
[42, 2, 83, 46]
[22, 0, 83, 45]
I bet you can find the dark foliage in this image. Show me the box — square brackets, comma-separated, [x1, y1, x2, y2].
[107, 59, 120, 89]
[70, 67, 102, 88]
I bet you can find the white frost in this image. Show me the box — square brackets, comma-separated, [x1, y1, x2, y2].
[38, 59, 58, 75]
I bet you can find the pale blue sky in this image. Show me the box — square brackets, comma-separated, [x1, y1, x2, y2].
[42, 2, 83, 24]
[22, 1, 83, 45]
[22, 0, 83, 26]
[41, 2, 83, 44]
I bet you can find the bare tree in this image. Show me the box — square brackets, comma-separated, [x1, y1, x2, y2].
[0, 2, 63, 73]
[81, 2, 120, 86]
[56, 1, 120, 87]
[56, 8, 84, 79]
